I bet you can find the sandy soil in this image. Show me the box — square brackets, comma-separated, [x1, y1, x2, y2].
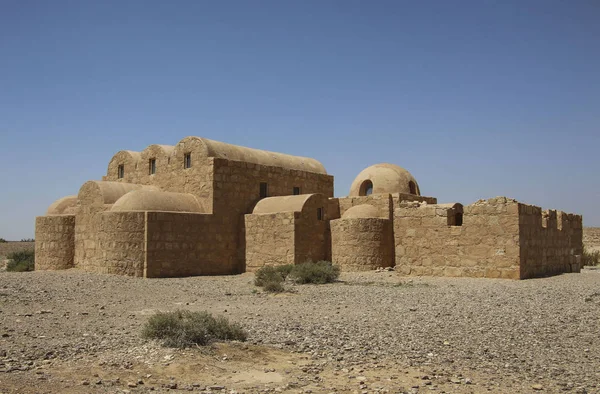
[1, 269, 599, 394]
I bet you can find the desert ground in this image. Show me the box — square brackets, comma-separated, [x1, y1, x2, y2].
[1, 266, 599, 394]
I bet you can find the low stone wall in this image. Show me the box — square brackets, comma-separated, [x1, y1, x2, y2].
[394, 198, 521, 279]
[245, 212, 297, 271]
[519, 207, 582, 278]
[35, 215, 75, 270]
[331, 218, 394, 271]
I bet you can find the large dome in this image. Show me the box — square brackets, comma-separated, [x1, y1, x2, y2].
[349, 163, 420, 196]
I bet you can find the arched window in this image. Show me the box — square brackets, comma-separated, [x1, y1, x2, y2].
[359, 180, 373, 196]
[408, 181, 417, 195]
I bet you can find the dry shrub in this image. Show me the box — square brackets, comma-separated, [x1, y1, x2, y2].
[142, 310, 246, 348]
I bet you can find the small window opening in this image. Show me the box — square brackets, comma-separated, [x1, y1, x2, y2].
[359, 180, 373, 196]
[184, 153, 191, 169]
[117, 164, 124, 179]
[408, 181, 417, 195]
[317, 207, 323, 221]
[149, 158, 156, 175]
[259, 182, 268, 199]
[293, 186, 301, 195]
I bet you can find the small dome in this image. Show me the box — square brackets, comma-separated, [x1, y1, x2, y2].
[342, 204, 382, 219]
[349, 163, 420, 196]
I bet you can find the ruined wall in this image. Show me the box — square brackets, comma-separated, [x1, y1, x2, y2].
[212, 158, 334, 273]
[395, 198, 521, 279]
[145, 212, 234, 277]
[35, 215, 75, 270]
[338, 194, 392, 219]
[583, 227, 600, 252]
[245, 212, 297, 271]
[331, 218, 394, 271]
[519, 206, 582, 279]
[337, 193, 437, 221]
[84, 211, 146, 277]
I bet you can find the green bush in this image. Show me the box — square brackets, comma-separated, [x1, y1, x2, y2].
[20, 238, 34, 242]
[289, 260, 340, 284]
[262, 279, 285, 293]
[6, 250, 35, 272]
[582, 247, 600, 266]
[0, 238, 6, 243]
[142, 310, 247, 348]
[254, 264, 294, 291]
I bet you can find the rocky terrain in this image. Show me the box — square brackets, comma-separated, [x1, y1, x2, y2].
[1, 269, 599, 393]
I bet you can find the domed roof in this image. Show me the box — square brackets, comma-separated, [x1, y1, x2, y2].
[342, 204, 382, 219]
[111, 190, 205, 213]
[349, 163, 420, 196]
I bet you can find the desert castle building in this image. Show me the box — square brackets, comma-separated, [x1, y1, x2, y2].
[35, 136, 583, 279]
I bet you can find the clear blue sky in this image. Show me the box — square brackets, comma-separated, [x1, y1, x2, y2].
[1, 0, 599, 240]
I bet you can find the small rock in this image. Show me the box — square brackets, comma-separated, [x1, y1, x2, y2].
[532, 384, 543, 391]
[81, 380, 90, 386]
[127, 382, 137, 388]
[209, 385, 225, 390]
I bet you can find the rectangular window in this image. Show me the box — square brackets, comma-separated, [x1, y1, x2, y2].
[259, 182, 268, 199]
[317, 207, 323, 221]
[149, 158, 156, 175]
[293, 186, 301, 195]
[118, 164, 124, 179]
[184, 153, 191, 169]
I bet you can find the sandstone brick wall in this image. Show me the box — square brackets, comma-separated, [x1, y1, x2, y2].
[145, 212, 235, 277]
[245, 212, 297, 271]
[294, 194, 329, 265]
[583, 227, 600, 252]
[245, 194, 330, 271]
[394, 198, 521, 279]
[338, 195, 392, 219]
[518, 206, 582, 278]
[212, 158, 334, 273]
[35, 215, 75, 270]
[105, 151, 213, 213]
[337, 193, 438, 221]
[81, 211, 146, 276]
[331, 218, 394, 271]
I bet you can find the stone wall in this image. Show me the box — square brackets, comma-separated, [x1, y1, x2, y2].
[35, 215, 75, 270]
[245, 212, 297, 271]
[583, 227, 600, 252]
[212, 158, 334, 273]
[519, 206, 582, 278]
[245, 194, 330, 271]
[337, 193, 438, 221]
[84, 211, 146, 276]
[294, 194, 329, 264]
[395, 198, 521, 279]
[331, 218, 394, 271]
[105, 151, 214, 213]
[145, 212, 234, 277]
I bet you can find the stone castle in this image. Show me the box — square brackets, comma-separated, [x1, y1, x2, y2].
[35, 136, 583, 279]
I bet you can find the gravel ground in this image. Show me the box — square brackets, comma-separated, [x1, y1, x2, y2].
[1, 269, 599, 393]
